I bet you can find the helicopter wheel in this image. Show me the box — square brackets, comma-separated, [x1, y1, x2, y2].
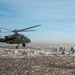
[22, 43, 26, 47]
[16, 46, 18, 49]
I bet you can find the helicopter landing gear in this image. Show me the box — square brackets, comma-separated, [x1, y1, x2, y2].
[16, 44, 20, 49]
[22, 43, 25, 47]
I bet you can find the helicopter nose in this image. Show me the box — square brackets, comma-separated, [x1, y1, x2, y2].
[26, 38, 31, 43]
[28, 39, 31, 42]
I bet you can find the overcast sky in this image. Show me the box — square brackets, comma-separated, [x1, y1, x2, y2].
[0, 0, 75, 44]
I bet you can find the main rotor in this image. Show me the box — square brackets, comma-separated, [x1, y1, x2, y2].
[0, 25, 41, 34]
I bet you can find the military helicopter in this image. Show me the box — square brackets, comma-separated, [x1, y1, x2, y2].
[0, 25, 41, 49]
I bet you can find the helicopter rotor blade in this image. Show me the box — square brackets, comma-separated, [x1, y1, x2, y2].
[0, 27, 11, 30]
[0, 24, 41, 33]
[20, 30, 36, 32]
[0, 31, 12, 33]
[13, 24, 41, 32]
[1, 30, 36, 33]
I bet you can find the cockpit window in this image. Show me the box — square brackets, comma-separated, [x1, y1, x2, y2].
[21, 35, 27, 39]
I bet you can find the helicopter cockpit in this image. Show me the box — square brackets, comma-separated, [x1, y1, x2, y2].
[16, 33, 28, 39]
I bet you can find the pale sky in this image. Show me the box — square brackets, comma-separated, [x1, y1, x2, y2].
[0, 0, 75, 44]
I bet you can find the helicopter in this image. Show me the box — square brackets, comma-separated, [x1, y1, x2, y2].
[0, 25, 41, 49]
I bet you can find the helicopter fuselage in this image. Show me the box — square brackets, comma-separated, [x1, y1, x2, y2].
[0, 33, 31, 48]
[0, 25, 40, 48]
[5, 34, 30, 44]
